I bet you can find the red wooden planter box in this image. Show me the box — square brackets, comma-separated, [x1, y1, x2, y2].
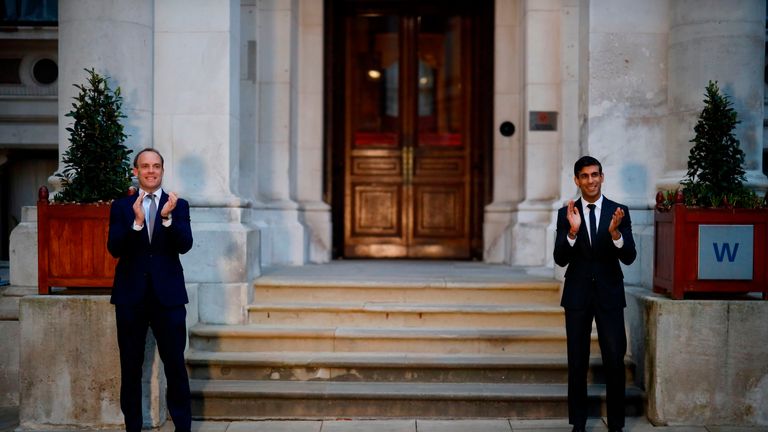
[653, 204, 768, 300]
[37, 188, 117, 294]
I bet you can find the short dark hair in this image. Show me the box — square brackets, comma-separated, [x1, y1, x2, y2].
[573, 156, 602, 176]
[133, 148, 164, 168]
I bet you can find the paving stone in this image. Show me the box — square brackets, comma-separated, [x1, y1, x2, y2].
[417, 419, 512, 432]
[624, 417, 708, 432]
[190, 420, 231, 432]
[640, 428, 710, 432]
[510, 417, 605, 432]
[706, 428, 768, 432]
[320, 419, 415, 431]
[226, 420, 322, 432]
[509, 418, 573, 428]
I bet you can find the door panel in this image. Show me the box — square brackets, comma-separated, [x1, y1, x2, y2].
[336, 1, 490, 259]
[414, 184, 464, 237]
[353, 185, 402, 236]
[409, 14, 469, 257]
[344, 14, 407, 257]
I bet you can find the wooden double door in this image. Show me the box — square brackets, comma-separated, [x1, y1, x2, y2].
[328, 0, 493, 259]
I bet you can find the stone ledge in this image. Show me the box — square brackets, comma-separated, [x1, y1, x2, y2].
[626, 287, 768, 426]
[18, 295, 167, 430]
[1, 286, 36, 297]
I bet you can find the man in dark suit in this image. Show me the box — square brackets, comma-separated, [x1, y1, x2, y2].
[108, 148, 193, 432]
[553, 156, 636, 432]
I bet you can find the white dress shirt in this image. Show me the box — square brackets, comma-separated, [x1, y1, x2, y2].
[567, 195, 623, 248]
[132, 187, 173, 232]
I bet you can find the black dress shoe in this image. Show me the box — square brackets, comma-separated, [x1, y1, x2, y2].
[608, 428, 623, 432]
[572, 427, 586, 432]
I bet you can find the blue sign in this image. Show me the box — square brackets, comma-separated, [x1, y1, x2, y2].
[698, 225, 754, 280]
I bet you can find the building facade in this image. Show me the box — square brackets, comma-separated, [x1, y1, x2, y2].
[1, 0, 767, 402]
[4, 0, 768, 320]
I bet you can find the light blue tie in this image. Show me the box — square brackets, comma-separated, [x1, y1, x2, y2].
[147, 194, 157, 241]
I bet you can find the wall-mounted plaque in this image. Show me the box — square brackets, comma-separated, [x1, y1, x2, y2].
[529, 111, 558, 131]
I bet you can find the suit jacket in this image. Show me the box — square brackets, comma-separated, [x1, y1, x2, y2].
[553, 197, 636, 309]
[107, 192, 193, 306]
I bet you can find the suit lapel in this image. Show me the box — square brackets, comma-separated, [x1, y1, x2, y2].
[151, 192, 168, 242]
[597, 198, 615, 247]
[575, 200, 591, 251]
[157, 192, 168, 217]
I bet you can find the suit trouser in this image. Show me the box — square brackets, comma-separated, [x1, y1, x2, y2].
[565, 301, 626, 429]
[115, 285, 191, 432]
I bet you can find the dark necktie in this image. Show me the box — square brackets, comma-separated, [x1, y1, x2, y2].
[587, 203, 597, 248]
[147, 194, 157, 242]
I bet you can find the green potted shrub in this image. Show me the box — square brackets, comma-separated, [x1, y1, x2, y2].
[653, 81, 768, 299]
[37, 68, 134, 294]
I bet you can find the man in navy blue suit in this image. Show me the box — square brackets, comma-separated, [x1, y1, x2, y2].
[553, 156, 636, 432]
[108, 148, 193, 432]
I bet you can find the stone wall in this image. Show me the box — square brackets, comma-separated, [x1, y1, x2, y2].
[626, 287, 768, 426]
[17, 291, 198, 430]
[20, 296, 125, 429]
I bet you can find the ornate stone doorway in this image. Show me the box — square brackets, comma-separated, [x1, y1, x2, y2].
[325, 0, 493, 259]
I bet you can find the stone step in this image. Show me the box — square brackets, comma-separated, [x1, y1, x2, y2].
[189, 379, 645, 419]
[189, 324, 598, 355]
[253, 280, 561, 306]
[247, 302, 565, 328]
[186, 351, 637, 384]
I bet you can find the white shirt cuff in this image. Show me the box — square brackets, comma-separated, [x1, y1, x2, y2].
[613, 233, 624, 248]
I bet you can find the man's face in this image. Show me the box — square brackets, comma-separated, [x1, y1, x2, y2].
[574, 164, 603, 203]
[133, 151, 164, 193]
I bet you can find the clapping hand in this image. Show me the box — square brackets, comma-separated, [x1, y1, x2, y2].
[161, 192, 178, 218]
[566, 200, 581, 237]
[608, 207, 624, 240]
[133, 191, 146, 226]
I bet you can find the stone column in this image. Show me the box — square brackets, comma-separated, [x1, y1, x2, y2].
[580, 0, 669, 286]
[547, 0, 583, 271]
[293, 0, 332, 263]
[154, 0, 242, 203]
[658, 0, 767, 193]
[505, 1, 563, 266]
[238, 0, 339, 265]
[484, 0, 524, 263]
[154, 0, 259, 324]
[57, 0, 154, 171]
[581, 0, 668, 207]
[249, 0, 307, 266]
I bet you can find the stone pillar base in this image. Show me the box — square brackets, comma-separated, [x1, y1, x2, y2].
[198, 282, 249, 324]
[509, 221, 554, 267]
[508, 201, 558, 267]
[183, 206, 260, 285]
[483, 202, 517, 263]
[299, 201, 332, 264]
[9, 206, 37, 287]
[253, 206, 307, 266]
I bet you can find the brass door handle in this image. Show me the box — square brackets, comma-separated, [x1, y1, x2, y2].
[402, 147, 413, 186]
